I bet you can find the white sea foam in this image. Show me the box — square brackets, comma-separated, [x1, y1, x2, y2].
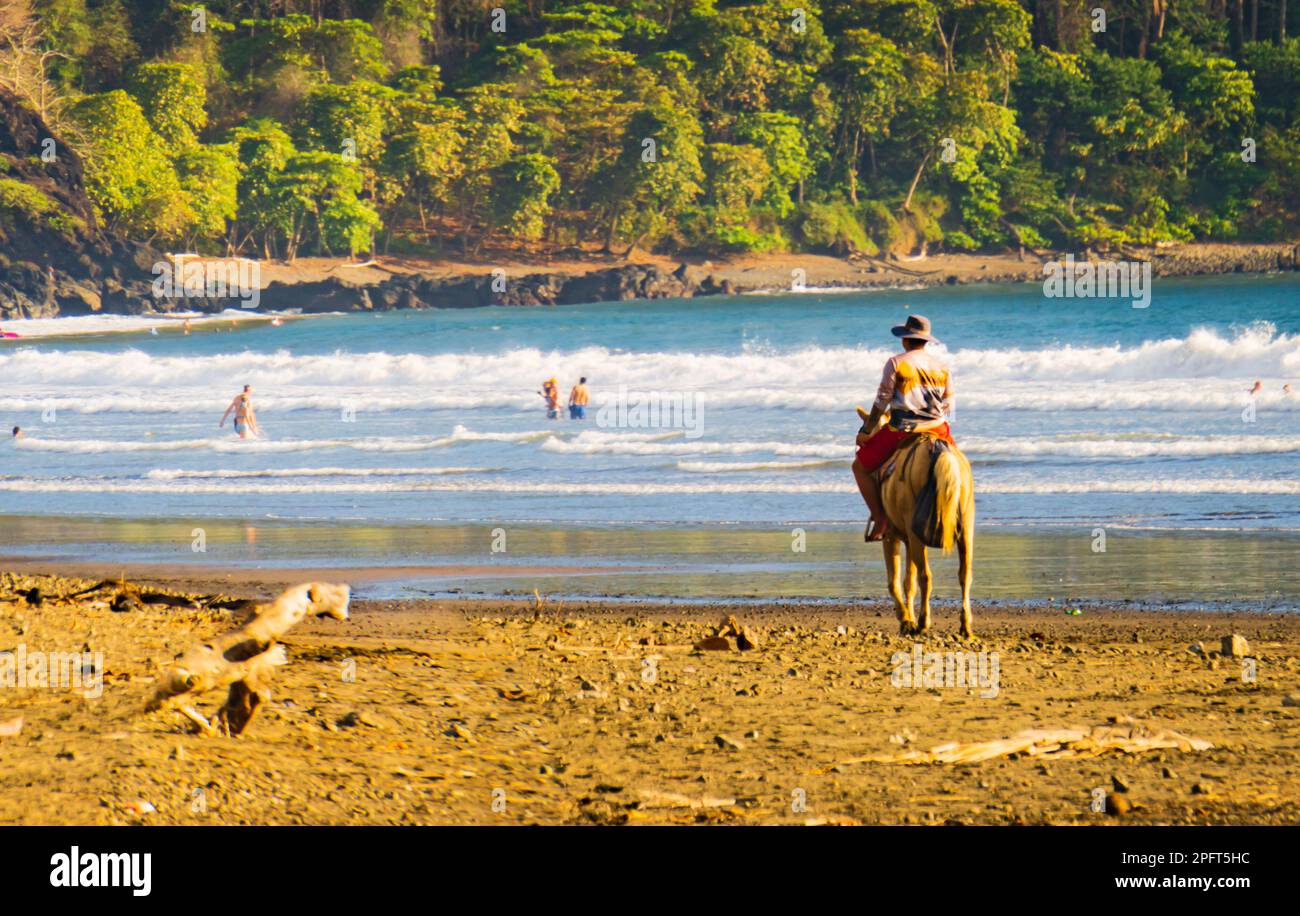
[2, 325, 1295, 415]
[676, 459, 845, 472]
[144, 466, 489, 480]
[1, 476, 1295, 496]
[0, 310, 291, 339]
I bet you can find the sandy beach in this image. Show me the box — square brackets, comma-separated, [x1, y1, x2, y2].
[2, 569, 1296, 827]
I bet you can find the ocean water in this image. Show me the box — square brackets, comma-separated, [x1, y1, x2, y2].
[1, 274, 1298, 603]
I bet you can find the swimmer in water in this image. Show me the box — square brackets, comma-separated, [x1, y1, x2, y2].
[219, 384, 260, 439]
[11, 426, 21, 439]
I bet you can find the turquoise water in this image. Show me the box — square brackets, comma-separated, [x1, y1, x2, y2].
[0, 273, 1298, 601]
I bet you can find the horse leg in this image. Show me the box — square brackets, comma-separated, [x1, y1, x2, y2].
[884, 534, 912, 632]
[911, 536, 932, 635]
[957, 526, 974, 640]
[901, 541, 919, 635]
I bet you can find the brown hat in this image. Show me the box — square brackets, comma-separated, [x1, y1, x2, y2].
[891, 314, 936, 342]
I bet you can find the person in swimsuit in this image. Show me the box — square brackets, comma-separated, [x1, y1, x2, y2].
[852, 314, 955, 542]
[541, 379, 561, 419]
[569, 377, 589, 420]
[220, 384, 260, 439]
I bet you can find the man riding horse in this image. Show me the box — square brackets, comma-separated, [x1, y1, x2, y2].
[852, 314, 975, 638]
[852, 314, 955, 542]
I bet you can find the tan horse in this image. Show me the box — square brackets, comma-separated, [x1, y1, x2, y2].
[857, 406, 975, 638]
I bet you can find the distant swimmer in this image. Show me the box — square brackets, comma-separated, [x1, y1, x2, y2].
[540, 378, 560, 420]
[1248, 380, 1263, 396]
[220, 384, 260, 439]
[569, 377, 589, 420]
[271, 317, 283, 327]
[1285, 384, 1294, 396]
[183, 319, 191, 335]
[11, 426, 21, 439]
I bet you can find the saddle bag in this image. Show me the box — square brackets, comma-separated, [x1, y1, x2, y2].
[911, 438, 950, 549]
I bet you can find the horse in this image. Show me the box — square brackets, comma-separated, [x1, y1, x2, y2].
[856, 406, 976, 638]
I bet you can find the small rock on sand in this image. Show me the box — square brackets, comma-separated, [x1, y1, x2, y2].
[1221, 634, 1250, 657]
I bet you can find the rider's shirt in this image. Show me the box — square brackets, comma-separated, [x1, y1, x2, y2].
[873, 348, 953, 432]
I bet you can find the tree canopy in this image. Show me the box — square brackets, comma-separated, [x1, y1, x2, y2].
[9, 0, 1299, 258]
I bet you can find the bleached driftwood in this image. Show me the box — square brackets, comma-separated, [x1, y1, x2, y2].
[832, 717, 1212, 768]
[145, 582, 351, 737]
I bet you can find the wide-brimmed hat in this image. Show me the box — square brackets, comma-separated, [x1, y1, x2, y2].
[891, 314, 936, 342]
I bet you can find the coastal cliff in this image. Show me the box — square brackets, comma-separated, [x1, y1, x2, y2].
[0, 90, 163, 321]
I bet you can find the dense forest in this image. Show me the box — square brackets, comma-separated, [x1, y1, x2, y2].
[2, 0, 1299, 260]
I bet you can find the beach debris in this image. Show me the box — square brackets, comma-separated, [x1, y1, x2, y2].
[693, 615, 761, 652]
[1104, 792, 1131, 816]
[714, 734, 743, 751]
[1282, 694, 1300, 708]
[828, 717, 1213, 767]
[145, 582, 351, 737]
[1220, 634, 1250, 657]
[804, 815, 863, 827]
[1188, 642, 1206, 657]
[1110, 774, 1131, 793]
[0, 715, 23, 737]
[634, 788, 735, 810]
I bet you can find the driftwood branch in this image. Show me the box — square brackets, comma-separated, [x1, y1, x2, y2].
[145, 582, 351, 736]
[824, 717, 1212, 770]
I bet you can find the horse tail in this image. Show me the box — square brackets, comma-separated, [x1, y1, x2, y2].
[933, 446, 963, 552]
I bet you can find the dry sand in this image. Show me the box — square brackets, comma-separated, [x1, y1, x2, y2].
[1, 570, 1297, 826]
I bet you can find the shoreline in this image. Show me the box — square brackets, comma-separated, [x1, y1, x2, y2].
[5, 241, 1299, 321]
[161, 241, 1300, 313]
[3, 521, 1299, 611]
[1, 568, 1297, 826]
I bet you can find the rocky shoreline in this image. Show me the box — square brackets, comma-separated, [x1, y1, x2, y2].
[226, 241, 1300, 313]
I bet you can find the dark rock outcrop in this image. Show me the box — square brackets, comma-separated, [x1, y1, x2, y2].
[256, 263, 726, 313]
[0, 89, 162, 321]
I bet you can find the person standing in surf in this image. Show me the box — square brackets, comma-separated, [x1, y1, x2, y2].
[852, 314, 955, 542]
[540, 378, 561, 419]
[219, 384, 260, 439]
[569, 377, 589, 420]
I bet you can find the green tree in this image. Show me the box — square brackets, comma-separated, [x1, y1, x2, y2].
[66, 89, 190, 237]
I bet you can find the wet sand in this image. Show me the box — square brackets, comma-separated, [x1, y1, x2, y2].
[1, 570, 1297, 826]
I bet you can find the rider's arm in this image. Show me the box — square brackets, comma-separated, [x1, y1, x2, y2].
[857, 359, 897, 443]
